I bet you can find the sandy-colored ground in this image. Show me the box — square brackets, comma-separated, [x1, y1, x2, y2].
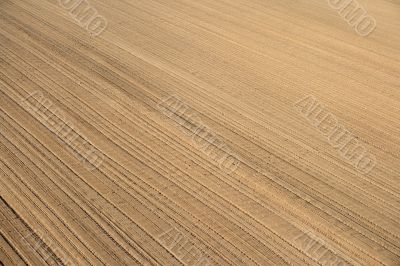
[1, 0, 399, 265]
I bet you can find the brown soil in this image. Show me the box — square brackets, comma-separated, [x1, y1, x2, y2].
[1, 0, 399, 265]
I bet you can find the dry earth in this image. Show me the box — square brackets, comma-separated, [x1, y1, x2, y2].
[0, 0, 400, 265]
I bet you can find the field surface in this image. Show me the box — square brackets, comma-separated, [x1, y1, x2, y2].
[0, 0, 400, 265]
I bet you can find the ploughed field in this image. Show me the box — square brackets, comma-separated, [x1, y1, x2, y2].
[0, 0, 399, 265]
